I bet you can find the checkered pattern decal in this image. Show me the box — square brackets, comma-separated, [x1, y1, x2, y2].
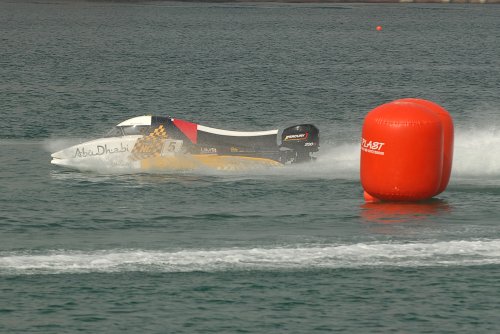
[130, 125, 168, 161]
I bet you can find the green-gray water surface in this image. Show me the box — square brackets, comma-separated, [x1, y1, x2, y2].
[1, 1, 500, 333]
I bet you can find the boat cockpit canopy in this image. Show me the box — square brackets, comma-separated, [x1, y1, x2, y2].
[104, 125, 153, 138]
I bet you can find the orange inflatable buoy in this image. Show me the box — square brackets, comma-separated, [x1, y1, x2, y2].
[360, 100, 451, 202]
[395, 98, 454, 195]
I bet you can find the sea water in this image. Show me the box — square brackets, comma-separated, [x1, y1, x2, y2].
[1, 1, 500, 333]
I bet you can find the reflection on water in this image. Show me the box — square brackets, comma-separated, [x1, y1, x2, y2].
[360, 199, 451, 224]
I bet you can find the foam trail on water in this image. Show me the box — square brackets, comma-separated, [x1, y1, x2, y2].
[295, 142, 360, 179]
[240, 141, 360, 180]
[452, 125, 500, 178]
[2, 240, 500, 275]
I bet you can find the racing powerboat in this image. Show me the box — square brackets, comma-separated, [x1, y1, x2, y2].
[50, 116, 319, 171]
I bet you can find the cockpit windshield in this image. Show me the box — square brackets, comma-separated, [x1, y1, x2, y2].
[122, 125, 151, 136]
[104, 125, 152, 138]
[104, 127, 124, 138]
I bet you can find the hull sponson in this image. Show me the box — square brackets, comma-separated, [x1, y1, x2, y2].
[140, 154, 282, 171]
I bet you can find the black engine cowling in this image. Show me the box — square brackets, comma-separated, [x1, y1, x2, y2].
[279, 124, 319, 163]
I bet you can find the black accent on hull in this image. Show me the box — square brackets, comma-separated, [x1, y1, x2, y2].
[197, 131, 278, 152]
[142, 117, 319, 164]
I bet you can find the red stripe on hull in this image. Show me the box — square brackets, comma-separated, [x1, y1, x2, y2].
[173, 119, 198, 144]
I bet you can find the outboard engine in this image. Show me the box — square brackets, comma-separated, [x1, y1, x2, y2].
[279, 124, 319, 163]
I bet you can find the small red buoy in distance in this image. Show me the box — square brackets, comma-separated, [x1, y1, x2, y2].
[376, 25, 382, 31]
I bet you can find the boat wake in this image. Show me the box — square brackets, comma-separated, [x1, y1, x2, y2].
[2, 239, 500, 275]
[452, 125, 500, 178]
